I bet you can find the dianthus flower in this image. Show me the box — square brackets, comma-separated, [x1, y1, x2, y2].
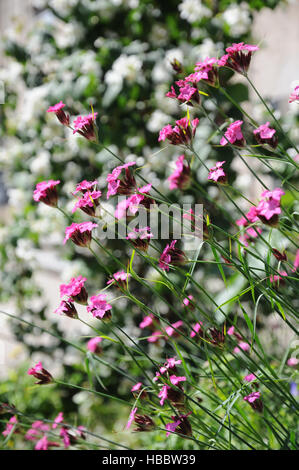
[190, 322, 203, 338]
[114, 184, 154, 220]
[63, 222, 98, 247]
[73, 180, 98, 195]
[289, 85, 299, 104]
[131, 382, 147, 400]
[132, 414, 155, 432]
[60, 275, 88, 305]
[33, 180, 60, 207]
[255, 188, 285, 226]
[87, 337, 103, 355]
[35, 435, 60, 451]
[73, 112, 98, 141]
[193, 57, 219, 87]
[158, 117, 199, 146]
[208, 160, 227, 183]
[243, 391, 263, 412]
[272, 248, 287, 262]
[159, 240, 188, 271]
[169, 375, 186, 386]
[219, 42, 259, 74]
[126, 407, 138, 430]
[220, 120, 245, 147]
[106, 162, 136, 199]
[47, 101, 69, 126]
[183, 295, 195, 309]
[244, 373, 256, 383]
[253, 122, 277, 148]
[126, 227, 153, 252]
[27, 362, 53, 385]
[87, 294, 112, 321]
[166, 83, 200, 106]
[165, 412, 192, 437]
[165, 320, 184, 338]
[54, 300, 78, 319]
[234, 341, 250, 354]
[107, 270, 131, 289]
[287, 357, 299, 367]
[269, 270, 288, 288]
[72, 190, 102, 216]
[2, 415, 18, 436]
[168, 154, 191, 190]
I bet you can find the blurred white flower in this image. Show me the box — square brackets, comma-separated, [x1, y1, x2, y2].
[30, 151, 51, 175]
[53, 20, 83, 49]
[107, 54, 143, 84]
[146, 110, 171, 133]
[222, 3, 251, 37]
[178, 0, 211, 23]
[49, 0, 79, 16]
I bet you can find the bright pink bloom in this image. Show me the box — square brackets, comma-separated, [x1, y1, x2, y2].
[165, 320, 183, 338]
[87, 294, 112, 320]
[54, 300, 78, 319]
[63, 222, 98, 247]
[73, 113, 98, 141]
[190, 322, 202, 338]
[253, 122, 277, 148]
[220, 120, 245, 147]
[147, 331, 163, 343]
[234, 342, 250, 354]
[183, 295, 194, 307]
[158, 385, 171, 406]
[52, 412, 64, 429]
[33, 180, 60, 207]
[107, 270, 131, 288]
[208, 160, 227, 183]
[166, 357, 182, 369]
[220, 43, 259, 74]
[72, 190, 101, 216]
[73, 180, 98, 194]
[244, 391, 260, 403]
[35, 435, 50, 450]
[139, 315, 154, 329]
[126, 407, 138, 430]
[87, 337, 103, 354]
[159, 240, 187, 271]
[289, 85, 299, 103]
[131, 382, 142, 392]
[47, 101, 69, 126]
[60, 275, 88, 305]
[60, 427, 71, 449]
[2, 416, 18, 436]
[158, 118, 199, 145]
[126, 227, 153, 251]
[227, 326, 235, 336]
[169, 375, 186, 386]
[28, 362, 53, 385]
[106, 162, 136, 199]
[255, 188, 285, 225]
[244, 373, 256, 382]
[165, 419, 182, 437]
[114, 184, 153, 220]
[168, 154, 191, 190]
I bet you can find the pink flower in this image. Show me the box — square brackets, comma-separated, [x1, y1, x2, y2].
[131, 382, 142, 392]
[193, 57, 219, 86]
[87, 294, 112, 321]
[139, 314, 154, 329]
[63, 222, 98, 247]
[106, 162, 136, 199]
[168, 154, 191, 190]
[54, 300, 78, 319]
[243, 391, 263, 412]
[158, 385, 171, 406]
[255, 188, 285, 226]
[165, 419, 182, 437]
[220, 42, 259, 74]
[227, 326, 235, 336]
[126, 407, 138, 430]
[159, 240, 187, 271]
[107, 270, 131, 289]
[234, 342, 250, 354]
[220, 120, 245, 147]
[253, 122, 277, 148]
[73, 180, 98, 194]
[72, 190, 102, 216]
[35, 435, 50, 450]
[114, 185, 154, 220]
[165, 320, 183, 338]
[33, 180, 60, 207]
[52, 412, 64, 429]
[28, 362, 53, 385]
[244, 373, 256, 382]
[87, 337, 103, 354]
[2, 415, 18, 436]
[166, 83, 201, 106]
[60, 275, 88, 305]
[169, 375, 186, 386]
[287, 357, 298, 367]
[126, 227, 153, 252]
[166, 357, 182, 369]
[158, 117, 199, 146]
[289, 85, 299, 103]
[208, 160, 227, 183]
[60, 427, 71, 449]
[147, 331, 163, 343]
[190, 322, 202, 338]
[73, 112, 98, 141]
[165, 413, 192, 437]
[47, 101, 69, 126]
